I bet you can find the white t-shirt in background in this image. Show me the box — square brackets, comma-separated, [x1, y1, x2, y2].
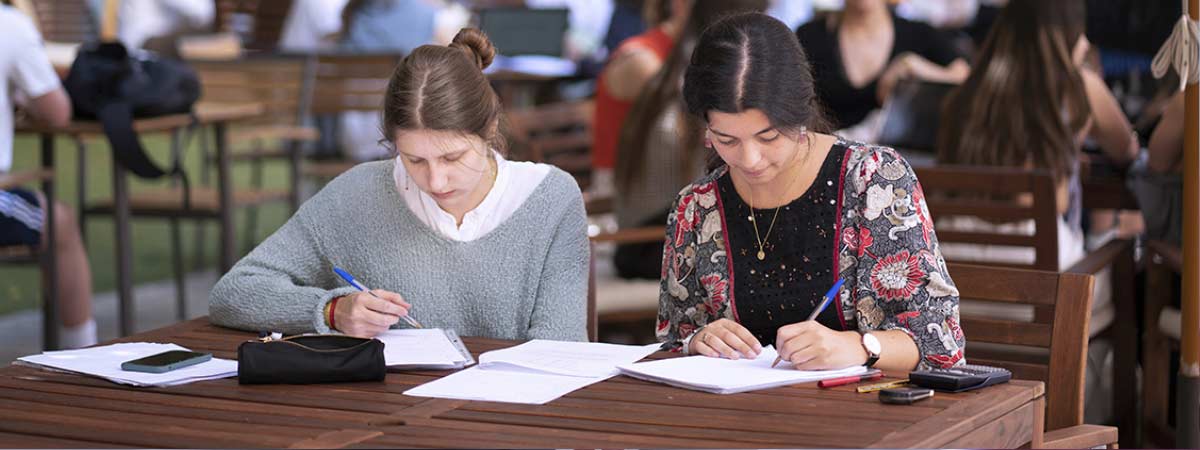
[0, 6, 62, 173]
[117, 0, 214, 50]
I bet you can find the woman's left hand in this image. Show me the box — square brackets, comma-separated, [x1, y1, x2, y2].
[776, 321, 868, 370]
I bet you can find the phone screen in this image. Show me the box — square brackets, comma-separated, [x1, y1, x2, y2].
[125, 350, 208, 367]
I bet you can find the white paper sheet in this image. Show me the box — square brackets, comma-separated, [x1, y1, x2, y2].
[375, 329, 472, 369]
[617, 346, 867, 394]
[478, 340, 659, 378]
[404, 341, 660, 404]
[403, 365, 607, 404]
[17, 342, 237, 387]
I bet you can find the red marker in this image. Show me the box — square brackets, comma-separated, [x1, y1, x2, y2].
[818, 370, 884, 388]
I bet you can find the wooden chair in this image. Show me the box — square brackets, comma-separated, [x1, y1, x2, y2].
[0, 168, 58, 350]
[302, 53, 402, 180]
[505, 99, 665, 340]
[1140, 239, 1183, 447]
[949, 262, 1118, 448]
[917, 165, 1139, 445]
[505, 99, 594, 190]
[188, 53, 316, 254]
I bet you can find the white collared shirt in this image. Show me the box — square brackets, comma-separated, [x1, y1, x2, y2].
[393, 151, 551, 241]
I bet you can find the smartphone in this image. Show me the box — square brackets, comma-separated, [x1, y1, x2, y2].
[879, 387, 935, 405]
[121, 350, 212, 373]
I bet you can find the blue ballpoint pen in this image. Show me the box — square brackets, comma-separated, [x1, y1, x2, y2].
[333, 267, 423, 328]
[772, 277, 846, 368]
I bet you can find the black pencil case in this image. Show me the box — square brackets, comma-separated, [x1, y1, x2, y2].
[237, 334, 386, 384]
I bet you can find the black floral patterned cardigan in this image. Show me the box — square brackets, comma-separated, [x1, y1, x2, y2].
[655, 141, 966, 369]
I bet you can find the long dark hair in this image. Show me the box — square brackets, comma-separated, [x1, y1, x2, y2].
[614, 0, 766, 191]
[936, 0, 1088, 183]
[681, 12, 833, 171]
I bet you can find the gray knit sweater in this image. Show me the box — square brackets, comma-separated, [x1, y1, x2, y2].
[209, 160, 590, 341]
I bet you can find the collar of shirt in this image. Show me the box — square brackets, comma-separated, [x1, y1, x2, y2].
[393, 150, 512, 241]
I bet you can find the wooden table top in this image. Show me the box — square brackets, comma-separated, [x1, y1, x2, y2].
[0, 318, 1044, 448]
[15, 102, 264, 135]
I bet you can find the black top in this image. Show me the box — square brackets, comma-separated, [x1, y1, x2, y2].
[796, 15, 961, 128]
[718, 143, 848, 346]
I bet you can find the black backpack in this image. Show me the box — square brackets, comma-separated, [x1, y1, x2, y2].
[63, 42, 201, 180]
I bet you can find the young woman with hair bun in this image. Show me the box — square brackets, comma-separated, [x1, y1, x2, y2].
[211, 29, 590, 342]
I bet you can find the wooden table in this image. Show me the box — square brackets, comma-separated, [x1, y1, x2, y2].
[0, 318, 1046, 448]
[16, 103, 263, 338]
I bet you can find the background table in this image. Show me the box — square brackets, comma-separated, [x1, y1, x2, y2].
[0, 318, 1045, 448]
[16, 103, 264, 338]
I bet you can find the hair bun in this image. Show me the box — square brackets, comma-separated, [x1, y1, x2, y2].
[449, 28, 496, 70]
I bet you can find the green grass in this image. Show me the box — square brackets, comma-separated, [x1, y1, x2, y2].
[0, 132, 293, 315]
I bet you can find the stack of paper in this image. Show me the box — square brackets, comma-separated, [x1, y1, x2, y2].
[16, 342, 237, 387]
[617, 346, 867, 394]
[404, 340, 659, 404]
[376, 329, 474, 370]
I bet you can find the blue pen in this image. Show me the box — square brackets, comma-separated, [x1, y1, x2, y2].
[772, 277, 846, 368]
[333, 267, 423, 328]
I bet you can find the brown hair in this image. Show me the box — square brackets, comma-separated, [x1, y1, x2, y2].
[381, 28, 506, 155]
[615, 0, 768, 191]
[935, 0, 1088, 183]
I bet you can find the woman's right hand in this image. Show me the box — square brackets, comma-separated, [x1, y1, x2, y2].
[688, 318, 762, 360]
[332, 290, 411, 338]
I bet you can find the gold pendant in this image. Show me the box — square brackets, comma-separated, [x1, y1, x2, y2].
[757, 250, 766, 260]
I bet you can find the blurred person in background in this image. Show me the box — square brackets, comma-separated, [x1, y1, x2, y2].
[591, 0, 684, 198]
[337, 0, 460, 163]
[105, 0, 215, 56]
[611, 0, 767, 279]
[796, 0, 968, 131]
[279, 0, 350, 53]
[935, 0, 1137, 424]
[1, 4, 96, 348]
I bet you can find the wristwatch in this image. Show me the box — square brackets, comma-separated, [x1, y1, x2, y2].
[861, 332, 881, 368]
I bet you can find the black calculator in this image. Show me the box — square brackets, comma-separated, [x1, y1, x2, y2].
[908, 364, 1012, 392]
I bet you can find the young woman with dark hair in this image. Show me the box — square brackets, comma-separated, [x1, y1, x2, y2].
[795, 0, 969, 130]
[210, 29, 590, 342]
[657, 13, 964, 373]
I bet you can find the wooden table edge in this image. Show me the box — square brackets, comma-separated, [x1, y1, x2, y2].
[868, 380, 1045, 448]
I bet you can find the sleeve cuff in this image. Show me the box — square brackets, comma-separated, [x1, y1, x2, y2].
[311, 287, 360, 334]
[678, 324, 709, 356]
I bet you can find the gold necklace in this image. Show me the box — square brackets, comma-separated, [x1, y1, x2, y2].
[746, 133, 811, 261]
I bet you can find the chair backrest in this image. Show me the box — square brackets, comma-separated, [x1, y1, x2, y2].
[26, 0, 98, 43]
[505, 100, 593, 187]
[309, 53, 402, 115]
[916, 165, 1060, 271]
[189, 55, 315, 127]
[949, 262, 1094, 431]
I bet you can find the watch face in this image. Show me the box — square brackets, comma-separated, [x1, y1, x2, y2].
[863, 333, 882, 355]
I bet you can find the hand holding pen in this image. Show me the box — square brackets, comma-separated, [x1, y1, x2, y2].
[331, 267, 423, 337]
[772, 278, 846, 369]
